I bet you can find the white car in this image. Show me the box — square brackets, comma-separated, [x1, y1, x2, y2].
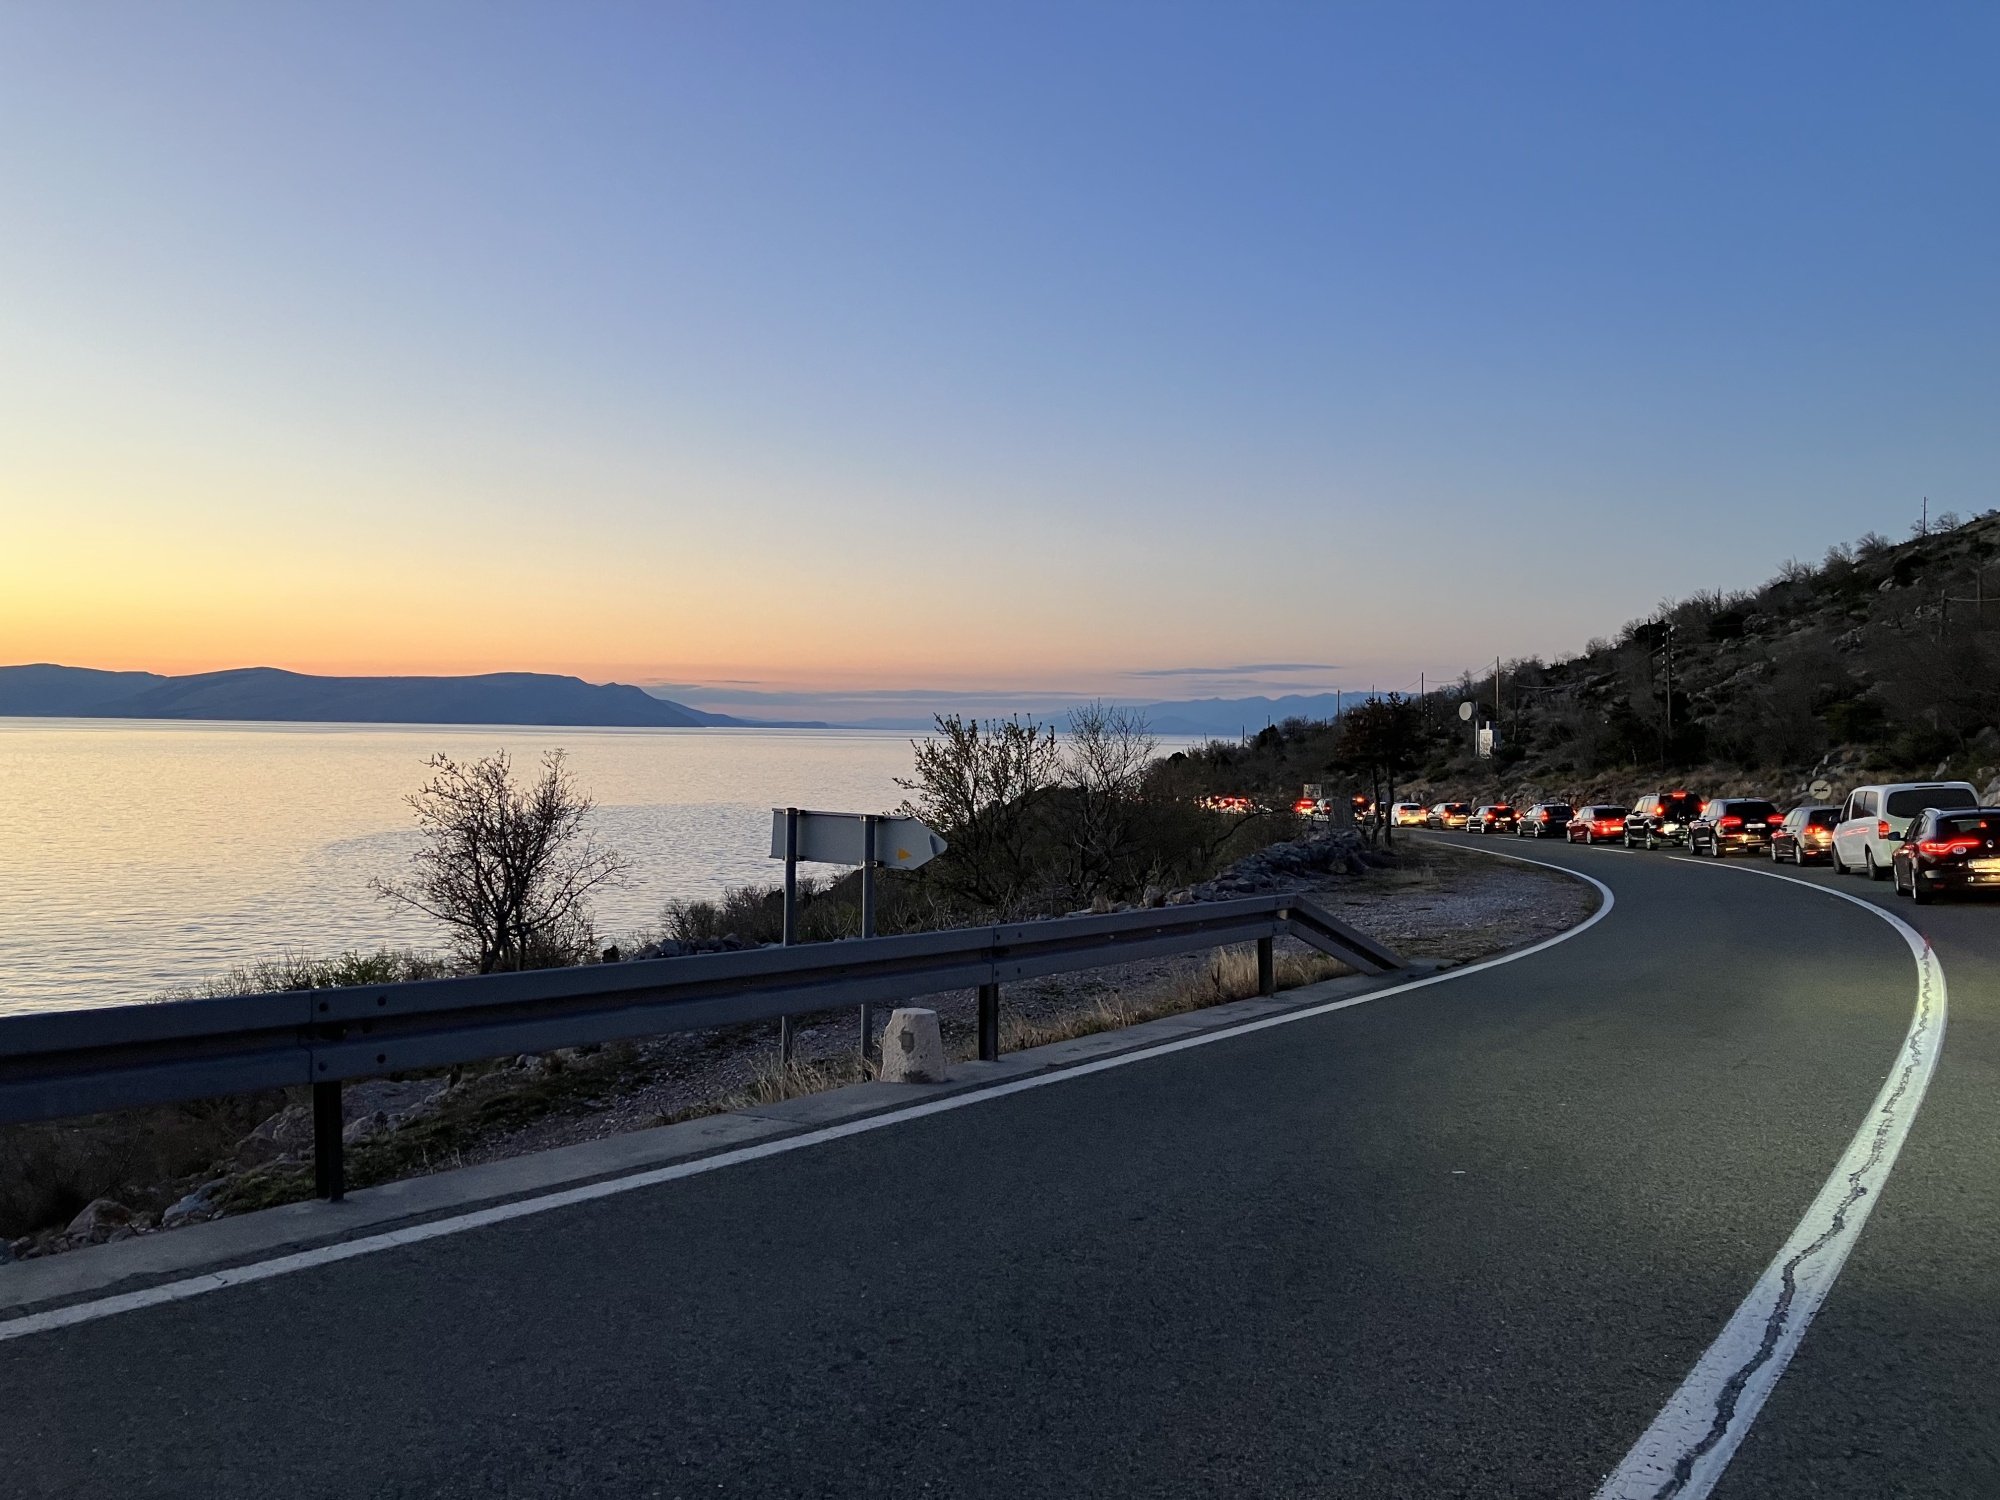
[1390, 802, 1429, 827]
[1831, 781, 1979, 880]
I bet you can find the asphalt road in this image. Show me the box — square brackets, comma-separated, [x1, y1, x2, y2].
[5, 835, 1995, 1498]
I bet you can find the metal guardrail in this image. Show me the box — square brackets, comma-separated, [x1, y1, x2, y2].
[0, 895, 1402, 1200]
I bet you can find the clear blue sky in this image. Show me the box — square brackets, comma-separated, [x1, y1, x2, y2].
[3, 3, 1994, 704]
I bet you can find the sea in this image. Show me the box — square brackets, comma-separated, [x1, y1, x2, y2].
[0, 719, 931, 1015]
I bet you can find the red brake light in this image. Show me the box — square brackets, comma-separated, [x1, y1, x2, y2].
[1917, 836, 1981, 858]
[1876, 820, 1892, 838]
[1719, 815, 1743, 830]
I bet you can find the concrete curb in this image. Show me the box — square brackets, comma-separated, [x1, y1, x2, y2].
[0, 961, 1441, 1320]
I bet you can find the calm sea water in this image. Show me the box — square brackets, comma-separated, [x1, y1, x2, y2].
[0, 719, 925, 1014]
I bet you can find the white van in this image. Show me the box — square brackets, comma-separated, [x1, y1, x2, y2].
[1831, 781, 1979, 879]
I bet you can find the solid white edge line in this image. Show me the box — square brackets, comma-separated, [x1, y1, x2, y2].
[0, 852, 1615, 1344]
[1593, 860, 1948, 1500]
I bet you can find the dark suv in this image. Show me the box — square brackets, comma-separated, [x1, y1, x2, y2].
[1893, 808, 2000, 904]
[1689, 798, 1783, 857]
[1624, 790, 1705, 850]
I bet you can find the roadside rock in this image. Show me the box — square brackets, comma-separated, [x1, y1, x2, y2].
[343, 1110, 393, 1146]
[64, 1198, 133, 1241]
[243, 1104, 316, 1160]
[1189, 829, 1368, 900]
[161, 1181, 225, 1229]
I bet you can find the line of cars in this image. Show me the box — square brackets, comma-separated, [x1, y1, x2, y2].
[1401, 780, 2000, 904]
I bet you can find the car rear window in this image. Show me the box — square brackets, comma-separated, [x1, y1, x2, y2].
[1885, 785, 1978, 818]
[1661, 794, 1702, 817]
[1545, 805, 1573, 818]
[1805, 808, 1838, 826]
[1725, 801, 1777, 819]
[1445, 803, 1471, 814]
[1593, 806, 1628, 819]
[1935, 813, 2000, 838]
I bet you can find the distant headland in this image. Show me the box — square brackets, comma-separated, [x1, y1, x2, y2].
[0, 664, 827, 730]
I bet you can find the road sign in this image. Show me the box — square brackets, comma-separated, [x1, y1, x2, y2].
[1458, 701, 1475, 722]
[1810, 778, 1834, 800]
[769, 810, 947, 870]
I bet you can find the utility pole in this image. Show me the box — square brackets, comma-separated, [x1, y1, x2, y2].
[1493, 657, 1501, 743]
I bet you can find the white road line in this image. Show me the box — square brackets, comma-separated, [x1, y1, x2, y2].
[1594, 863, 1948, 1500]
[0, 857, 1615, 1344]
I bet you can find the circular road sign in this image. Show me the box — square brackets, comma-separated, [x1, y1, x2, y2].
[1809, 778, 1834, 800]
[1458, 701, 1475, 722]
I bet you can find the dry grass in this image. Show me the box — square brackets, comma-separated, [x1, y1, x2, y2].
[998, 944, 1351, 1052]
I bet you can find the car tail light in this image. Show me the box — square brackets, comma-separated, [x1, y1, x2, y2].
[1766, 815, 1784, 825]
[1917, 837, 1981, 858]
[1718, 815, 1743, 830]
[1876, 820, 1893, 838]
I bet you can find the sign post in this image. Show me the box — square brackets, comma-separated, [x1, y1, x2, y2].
[769, 809, 947, 1066]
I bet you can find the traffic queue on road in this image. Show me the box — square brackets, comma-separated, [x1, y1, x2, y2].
[1421, 778, 2000, 904]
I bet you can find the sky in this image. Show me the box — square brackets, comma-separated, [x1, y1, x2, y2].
[3, 3, 1995, 709]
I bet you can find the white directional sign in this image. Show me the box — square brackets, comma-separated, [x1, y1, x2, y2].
[769, 810, 947, 870]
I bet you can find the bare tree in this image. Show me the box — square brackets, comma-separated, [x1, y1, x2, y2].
[896, 714, 1061, 911]
[373, 750, 628, 973]
[1060, 701, 1158, 900]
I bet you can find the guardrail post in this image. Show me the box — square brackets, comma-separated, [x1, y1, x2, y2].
[1256, 935, 1275, 996]
[859, 814, 878, 1066]
[780, 806, 799, 1066]
[977, 982, 1000, 1062]
[312, 1080, 345, 1202]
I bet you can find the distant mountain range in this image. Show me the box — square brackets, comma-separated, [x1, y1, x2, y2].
[2, 663, 1350, 737]
[645, 685, 1354, 737]
[0, 664, 824, 729]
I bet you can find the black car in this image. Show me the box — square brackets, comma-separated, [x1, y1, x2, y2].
[1892, 808, 2000, 904]
[1516, 802, 1574, 838]
[1624, 790, 1706, 849]
[1771, 804, 1840, 865]
[1689, 798, 1783, 856]
[1469, 804, 1518, 834]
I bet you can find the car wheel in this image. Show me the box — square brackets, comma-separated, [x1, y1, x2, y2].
[1911, 871, 1934, 906]
[1865, 849, 1889, 882]
[1769, 843, 1780, 861]
[1646, 833, 1659, 851]
[1712, 836, 1727, 858]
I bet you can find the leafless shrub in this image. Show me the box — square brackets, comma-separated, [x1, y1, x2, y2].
[897, 714, 1062, 911]
[373, 750, 627, 973]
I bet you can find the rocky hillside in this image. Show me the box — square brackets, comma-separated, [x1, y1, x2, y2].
[1175, 509, 2000, 812]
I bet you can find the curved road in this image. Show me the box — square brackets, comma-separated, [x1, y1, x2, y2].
[3, 837, 1995, 1497]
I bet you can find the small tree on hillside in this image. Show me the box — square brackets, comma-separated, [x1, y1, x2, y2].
[1332, 696, 1424, 846]
[373, 750, 628, 973]
[897, 714, 1061, 912]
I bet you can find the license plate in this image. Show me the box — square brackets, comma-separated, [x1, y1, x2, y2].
[1973, 859, 2000, 874]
